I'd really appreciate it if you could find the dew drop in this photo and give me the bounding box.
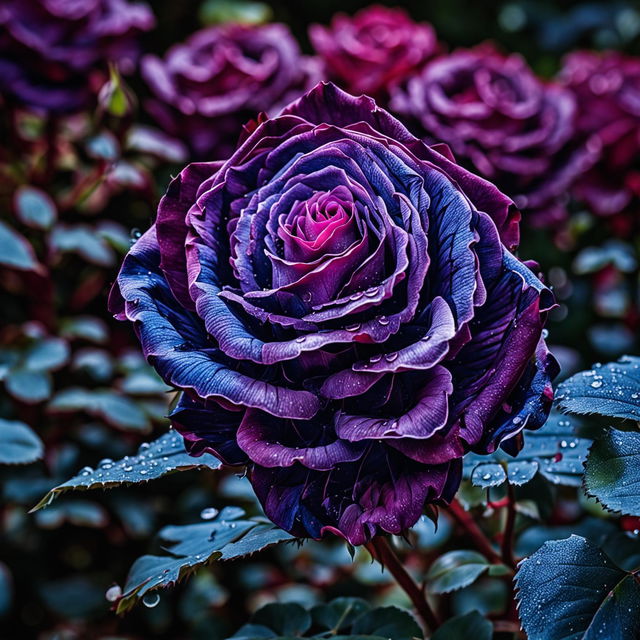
[345,323,361,332]
[142,592,160,608]
[200,507,219,521]
[377,316,389,326]
[591,380,603,388]
[385,352,398,362]
[105,584,122,602]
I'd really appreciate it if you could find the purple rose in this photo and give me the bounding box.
[110,83,557,545]
[309,5,439,102]
[0,0,154,113]
[391,45,597,227]
[560,51,640,217]
[141,23,321,160]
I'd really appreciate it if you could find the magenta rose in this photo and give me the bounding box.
[391,45,597,227]
[309,5,439,102]
[0,0,154,113]
[560,50,640,217]
[141,22,321,160]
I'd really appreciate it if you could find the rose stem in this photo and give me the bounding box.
[501,482,517,568]
[446,499,505,566]
[365,536,440,633]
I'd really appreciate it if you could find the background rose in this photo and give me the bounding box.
[391,44,597,227]
[560,51,640,218]
[141,22,321,160]
[309,4,439,102]
[110,83,557,545]
[0,0,154,113]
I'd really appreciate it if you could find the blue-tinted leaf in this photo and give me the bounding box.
[117,507,293,613]
[0,220,40,272]
[23,337,69,371]
[32,430,222,510]
[48,388,150,431]
[350,606,422,640]
[311,598,371,633]
[464,412,590,488]
[6,369,51,403]
[431,611,492,640]
[0,563,12,617]
[557,357,640,421]
[251,603,311,637]
[60,316,109,344]
[585,428,640,516]
[516,535,640,640]
[14,186,57,229]
[426,550,491,594]
[0,418,44,464]
[35,500,108,529]
[50,225,115,266]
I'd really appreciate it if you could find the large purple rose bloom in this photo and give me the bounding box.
[391,45,596,227]
[309,5,439,102]
[560,51,640,217]
[0,0,154,113]
[110,83,557,545]
[141,23,321,160]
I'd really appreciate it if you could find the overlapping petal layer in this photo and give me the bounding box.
[111,82,557,544]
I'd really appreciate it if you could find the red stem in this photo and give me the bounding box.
[501,483,517,568]
[447,499,504,566]
[365,536,440,634]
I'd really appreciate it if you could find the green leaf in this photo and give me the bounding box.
[48,388,150,431]
[251,603,311,637]
[350,606,422,640]
[431,611,492,640]
[14,185,57,229]
[556,356,640,421]
[32,430,222,510]
[0,418,44,465]
[464,411,590,488]
[0,220,40,272]
[515,535,640,640]
[199,0,272,25]
[426,550,492,594]
[116,507,293,613]
[585,428,640,516]
[311,598,371,633]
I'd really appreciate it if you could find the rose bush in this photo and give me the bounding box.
[309,5,439,102]
[391,44,596,227]
[110,82,557,545]
[141,23,320,159]
[560,50,640,217]
[0,0,154,113]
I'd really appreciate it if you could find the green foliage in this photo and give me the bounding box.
[516,535,640,640]
[32,430,222,510]
[0,418,44,465]
[426,550,509,594]
[463,411,591,488]
[430,611,492,640]
[117,507,294,613]
[230,598,422,639]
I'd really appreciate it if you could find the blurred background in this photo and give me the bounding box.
[0,1,639,638]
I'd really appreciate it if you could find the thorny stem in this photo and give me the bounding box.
[365,536,440,634]
[446,499,506,566]
[501,482,517,568]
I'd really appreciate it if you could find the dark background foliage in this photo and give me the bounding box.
[1,1,639,639]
